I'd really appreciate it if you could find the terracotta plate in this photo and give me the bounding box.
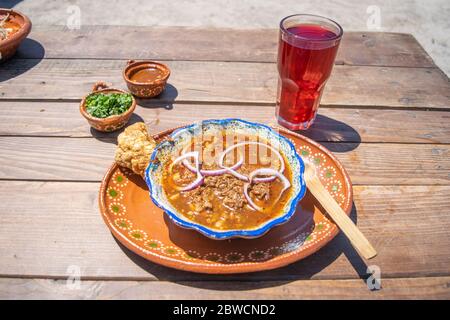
[99,126,353,274]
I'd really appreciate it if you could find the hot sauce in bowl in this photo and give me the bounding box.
[123,60,170,98]
[130,67,166,83]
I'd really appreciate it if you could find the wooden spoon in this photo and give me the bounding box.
[303,160,377,259]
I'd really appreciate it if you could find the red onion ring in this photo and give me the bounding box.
[219,142,285,183]
[244,168,291,212]
[181,143,244,176]
[171,151,204,191]
[171,141,289,197]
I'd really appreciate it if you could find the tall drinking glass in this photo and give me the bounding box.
[276,14,343,130]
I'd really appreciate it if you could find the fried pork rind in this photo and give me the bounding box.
[115,122,156,177]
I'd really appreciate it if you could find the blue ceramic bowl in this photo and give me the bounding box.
[144,119,306,240]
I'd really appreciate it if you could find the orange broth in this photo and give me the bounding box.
[161,133,293,230]
[0,21,21,41]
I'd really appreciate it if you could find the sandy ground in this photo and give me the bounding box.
[3,0,450,76]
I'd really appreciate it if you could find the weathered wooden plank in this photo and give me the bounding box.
[0,277,448,300]
[0,136,448,185]
[1,101,450,144]
[1,59,449,108]
[18,26,435,67]
[0,182,449,280]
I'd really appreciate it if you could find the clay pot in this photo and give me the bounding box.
[123,60,170,98]
[79,82,136,132]
[0,9,32,62]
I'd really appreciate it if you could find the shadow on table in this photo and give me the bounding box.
[136,83,178,110]
[89,113,148,143]
[2,1,24,9]
[115,201,372,290]
[0,38,45,82]
[298,113,361,152]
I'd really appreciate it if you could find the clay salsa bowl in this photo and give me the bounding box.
[145,119,307,240]
[123,60,170,98]
[79,81,136,132]
[0,9,32,62]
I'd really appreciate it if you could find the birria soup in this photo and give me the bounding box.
[161,132,292,230]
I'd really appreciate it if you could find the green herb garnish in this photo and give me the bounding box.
[85,93,133,118]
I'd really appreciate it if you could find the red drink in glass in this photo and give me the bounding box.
[276,14,343,130]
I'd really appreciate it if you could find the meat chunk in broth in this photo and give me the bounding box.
[162,133,292,231]
[249,182,271,201]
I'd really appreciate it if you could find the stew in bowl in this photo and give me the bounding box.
[145,119,306,239]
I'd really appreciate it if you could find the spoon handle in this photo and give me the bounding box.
[306,175,377,259]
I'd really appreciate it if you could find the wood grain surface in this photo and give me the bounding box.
[0,136,449,184]
[0,182,449,281]
[1,102,450,143]
[0,277,448,300]
[1,59,449,108]
[0,26,449,299]
[18,26,435,67]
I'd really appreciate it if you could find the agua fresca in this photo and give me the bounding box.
[276,22,341,130]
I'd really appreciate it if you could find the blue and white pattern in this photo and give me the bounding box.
[144,119,306,240]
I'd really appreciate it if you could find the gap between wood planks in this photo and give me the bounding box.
[0,178,447,187]
[11,56,440,70]
[1,273,450,283]
[0,98,449,112]
[1,277,448,299]
[1,135,449,146]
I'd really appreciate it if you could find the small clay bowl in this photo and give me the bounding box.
[79,81,136,132]
[123,60,170,98]
[0,9,32,62]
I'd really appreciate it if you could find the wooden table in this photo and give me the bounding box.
[0,26,449,299]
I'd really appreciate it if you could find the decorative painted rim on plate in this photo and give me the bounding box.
[98,124,353,274]
[144,119,307,239]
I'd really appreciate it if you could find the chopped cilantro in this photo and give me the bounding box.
[85,93,132,118]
